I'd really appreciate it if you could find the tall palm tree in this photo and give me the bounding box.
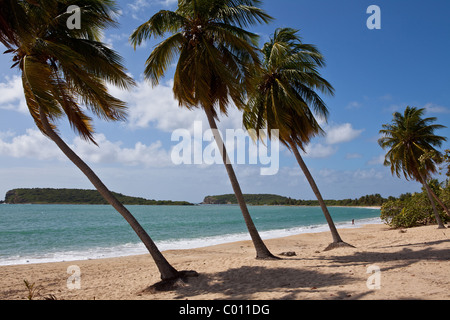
[379,106,447,229]
[130,0,278,259]
[243,28,353,250]
[6,0,186,282]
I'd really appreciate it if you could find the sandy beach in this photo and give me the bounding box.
[0,223,448,300]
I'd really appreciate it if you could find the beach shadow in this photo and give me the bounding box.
[377,239,450,250]
[314,242,450,272]
[167,265,356,300]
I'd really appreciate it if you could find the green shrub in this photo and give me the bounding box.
[380,199,403,226]
[381,191,449,228]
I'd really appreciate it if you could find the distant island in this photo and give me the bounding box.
[2,188,194,206]
[0,189,391,207]
[202,193,387,207]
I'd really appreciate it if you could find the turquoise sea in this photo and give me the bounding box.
[0,204,381,265]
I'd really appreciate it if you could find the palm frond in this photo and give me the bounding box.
[134,0,271,119]
[243,27,333,150]
[378,106,447,182]
[130,10,187,48]
[144,32,185,86]
[6,0,134,144]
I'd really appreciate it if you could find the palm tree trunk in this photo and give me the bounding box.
[289,141,354,250]
[420,174,446,229]
[429,188,450,217]
[39,107,182,280]
[204,107,277,259]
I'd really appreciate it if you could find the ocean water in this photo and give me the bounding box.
[0,204,381,266]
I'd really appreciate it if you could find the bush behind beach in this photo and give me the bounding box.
[381,183,449,228]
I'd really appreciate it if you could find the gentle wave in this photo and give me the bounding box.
[0,217,382,266]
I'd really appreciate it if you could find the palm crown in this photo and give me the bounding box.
[7,0,135,143]
[130,0,272,119]
[243,27,334,151]
[379,106,447,182]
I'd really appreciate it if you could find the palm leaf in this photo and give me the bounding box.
[378,106,447,182]
[243,27,333,150]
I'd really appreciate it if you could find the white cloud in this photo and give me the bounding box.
[0,129,62,160]
[318,167,385,184]
[0,129,173,168]
[353,168,384,180]
[102,32,130,49]
[127,0,177,20]
[0,75,28,113]
[72,134,172,168]
[111,80,200,131]
[302,143,337,158]
[345,101,362,109]
[325,123,364,145]
[109,79,244,133]
[368,154,385,165]
[128,0,151,12]
[159,0,177,6]
[423,102,450,114]
[385,102,450,114]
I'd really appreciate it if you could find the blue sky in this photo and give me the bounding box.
[0,0,449,203]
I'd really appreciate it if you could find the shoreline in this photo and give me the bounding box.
[1,223,448,300]
[0,216,383,267]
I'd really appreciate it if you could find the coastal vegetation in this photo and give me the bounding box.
[3,188,193,206]
[379,107,448,228]
[203,193,387,206]
[381,180,450,228]
[380,148,450,229]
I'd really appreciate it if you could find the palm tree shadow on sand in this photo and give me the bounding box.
[140,238,450,297]
[314,239,450,271]
[141,265,356,299]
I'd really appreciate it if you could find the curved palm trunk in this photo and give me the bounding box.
[204,107,277,259]
[419,174,446,229]
[429,189,450,218]
[289,141,354,250]
[39,107,182,280]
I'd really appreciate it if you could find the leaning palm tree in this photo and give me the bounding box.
[379,106,447,229]
[6,0,188,283]
[243,28,353,250]
[130,0,278,259]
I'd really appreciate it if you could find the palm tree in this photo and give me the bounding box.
[379,106,447,229]
[130,0,278,259]
[243,28,353,250]
[6,0,188,283]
